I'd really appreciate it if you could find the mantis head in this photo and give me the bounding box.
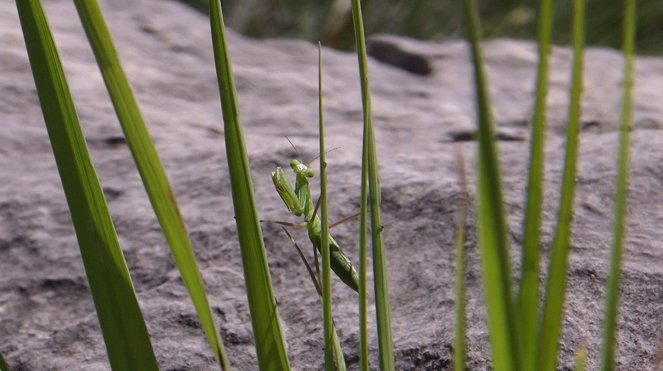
[290,159,314,178]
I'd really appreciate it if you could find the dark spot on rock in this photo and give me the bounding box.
[573,267,600,280]
[213,306,226,322]
[581,120,602,131]
[398,347,451,370]
[102,187,123,201]
[104,136,127,146]
[222,329,252,346]
[176,313,201,329]
[495,132,525,141]
[367,39,433,76]
[39,277,86,294]
[138,23,157,35]
[448,130,525,142]
[449,131,476,142]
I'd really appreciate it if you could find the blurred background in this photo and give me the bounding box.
[178,0,662,54]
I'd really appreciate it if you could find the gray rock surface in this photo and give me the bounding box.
[1,0,662,370]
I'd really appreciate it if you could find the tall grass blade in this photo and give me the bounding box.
[518,0,554,368]
[600,0,636,370]
[15,1,158,369]
[349,0,395,369]
[537,1,585,370]
[461,0,520,370]
[453,148,469,371]
[72,1,230,368]
[208,1,290,370]
[318,42,335,371]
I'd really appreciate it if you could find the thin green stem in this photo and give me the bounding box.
[453,148,469,371]
[537,1,585,370]
[600,0,636,370]
[350,0,395,369]
[318,42,335,371]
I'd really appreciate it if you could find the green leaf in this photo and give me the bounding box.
[208,1,290,370]
[15,1,158,369]
[72,1,230,368]
[461,0,521,370]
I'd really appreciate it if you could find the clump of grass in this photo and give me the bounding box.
[11,0,638,370]
[458,0,635,370]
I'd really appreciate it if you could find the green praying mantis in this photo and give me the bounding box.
[271,159,360,292]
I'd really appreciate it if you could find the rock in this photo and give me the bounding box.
[1,0,661,370]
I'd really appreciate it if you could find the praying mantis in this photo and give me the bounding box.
[271,159,360,292]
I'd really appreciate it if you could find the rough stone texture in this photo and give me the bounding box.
[1,0,662,370]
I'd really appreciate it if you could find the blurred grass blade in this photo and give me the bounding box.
[318,42,335,371]
[574,344,588,371]
[349,0,395,369]
[518,0,554,368]
[453,147,469,371]
[461,0,520,370]
[600,1,636,370]
[0,352,8,371]
[72,1,230,368]
[208,1,290,370]
[537,1,585,370]
[15,1,158,370]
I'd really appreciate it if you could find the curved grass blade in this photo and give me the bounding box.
[208,1,290,370]
[600,1,636,370]
[349,0,395,369]
[461,0,520,370]
[518,0,554,368]
[537,1,585,370]
[15,1,158,369]
[72,1,229,368]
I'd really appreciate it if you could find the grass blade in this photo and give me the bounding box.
[518,0,554,368]
[72,1,230,368]
[0,352,8,371]
[349,0,395,369]
[279,228,346,371]
[318,42,335,371]
[453,148,469,371]
[461,0,520,370]
[600,1,636,370]
[15,1,158,369]
[574,344,588,371]
[208,1,290,370]
[537,1,585,370]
